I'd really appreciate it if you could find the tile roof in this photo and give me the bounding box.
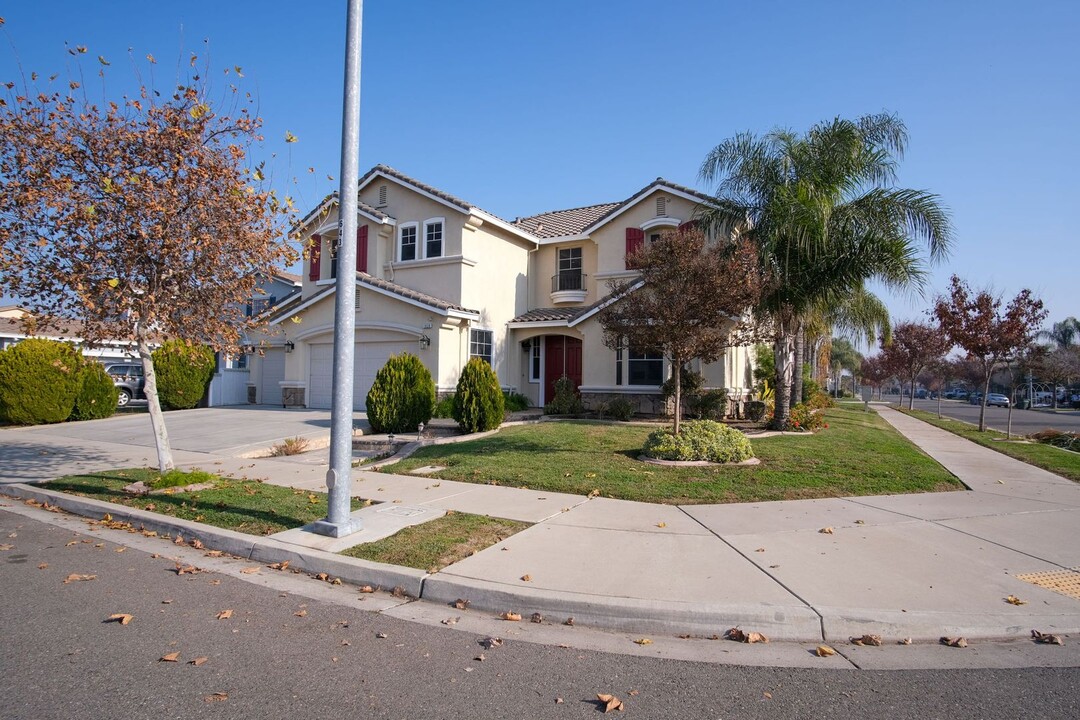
[509,307,587,324]
[583,177,717,232]
[357,272,478,315]
[271,270,303,285]
[362,164,472,212]
[512,203,622,239]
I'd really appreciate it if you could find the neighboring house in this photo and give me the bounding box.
[0,306,136,363]
[205,271,302,407]
[251,165,755,413]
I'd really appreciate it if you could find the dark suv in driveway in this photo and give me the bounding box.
[105,363,145,407]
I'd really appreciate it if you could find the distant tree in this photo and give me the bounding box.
[933,276,1048,431]
[1034,346,1080,409]
[829,338,863,397]
[598,228,760,434]
[1038,317,1080,349]
[0,54,295,471]
[879,322,950,409]
[859,354,891,400]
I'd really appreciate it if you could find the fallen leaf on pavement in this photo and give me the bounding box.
[174,535,185,545]
[204,550,223,557]
[474,653,485,662]
[1005,595,1027,606]
[531,612,543,624]
[656,522,666,528]
[854,519,865,525]
[725,627,768,643]
[596,693,625,713]
[588,489,600,498]
[634,638,652,645]
[452,598,470,609]
[268,561,290,571]
[63,573,96,584]
[375,632,387,639]
[481,637,503,649]
[501,612,522,621]
[106,613,133,625]
[819,527,834,534]
[850,634,882,646]
[204,692,228,703]
[114,547,126,553]
[391,586,407,598]
[240,567,260,575]
[315,572,329,581]
[755,547,765,552]
[358,585,375,594]
[174,564,202,575]
[940,636,968,648]
[816,645,836,657]
[898,637,913,645]
[520,574,532,582]
[216,610,233,620]
[564,617,575,626]
[65,541,78,547]
[189,657,208,666]
[160,652,181,662]
[293,610,307,617]
[1032,629,1065,646]
[191,539,204,550]
[37,563,48,570]
[0,543,13,551]
[441,617,458,626]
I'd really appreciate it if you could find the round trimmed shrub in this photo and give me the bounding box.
[642,420,754,463]
[452,357,505,433]
[0,338,83,424]
[70,359,119,421]
[365,352,436,433]
[151,340,215,410]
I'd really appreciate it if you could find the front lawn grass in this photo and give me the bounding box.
[897,408,1080,483]
[42,468,364,535]
[384,407,962,504]
[340,512,528,571]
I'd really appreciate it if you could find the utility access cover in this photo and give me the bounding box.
[1015,569,1080,601]
[375,505,429,518]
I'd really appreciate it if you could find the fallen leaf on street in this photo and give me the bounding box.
[216,610,233,620]
[656,522,666,528]
[174,535,185,545]
[240,567,260,575]
[725,627,768,643]
[634,638,652,645]
[850,634,882,646]
[481,637,503,649]
[441,617,458,626]
[816,645,836,657]
[174,564,202,575]
[1005,595,1027,606]
[941,636,968,648]
[474,653,485,662]
[204,692,228,703]
[63,573,96,584]
[501,612,522,621]
[520,574,532,582]
[358,585,375,594]
[106,613,133,625]
[0,543,13,551]
[37,563,48,570]
[189,657,208,666]
[819,527,834,534]
[191,539,204,550]
[160,652,181,662]
[588,489,600,498]
[293,610,307,617]
[375,632,387,639]
[531,612,543,624]
[1032,629,1065,646]
[596,693,625,713]
[854,520,865,525]
[65,541,78,547]
[898,637,913,645]
[268,561,290,571]
[452,598,470,610]
[564,617,575,626]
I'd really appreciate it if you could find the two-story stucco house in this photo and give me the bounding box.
[250,165,754,413]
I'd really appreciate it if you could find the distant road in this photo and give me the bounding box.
[886,396,1080,435]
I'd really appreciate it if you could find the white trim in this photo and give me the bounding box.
[568,279,644,327]
[422,217,445,259]
[386,254,477,271]
[528,338,541,383]
[360,170,471,217]
[582,184,714,235]
[296,320,426,342]
[468,327,495,365]
[535,233,590,245]
[269,280,479,324]
[398,221,419,262]
[550,290,587,304]
[594,270,638,281]
[506,319,570,329]
[640,217,680,231]
[295,195,395,235]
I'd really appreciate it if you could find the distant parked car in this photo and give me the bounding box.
[969,393,983,405]
[986,393,1010,408]
[105,362,145,407]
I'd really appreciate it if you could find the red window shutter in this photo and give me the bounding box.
[356,225,368,273]
[625,228,645,269]
[308,233,322,281]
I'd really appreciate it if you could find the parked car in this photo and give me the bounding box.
[969,393,983,405]
[986,393,1010,408]
[105,363,145,407]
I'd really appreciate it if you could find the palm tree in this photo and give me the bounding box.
[697,114,951,428]
[1039,317,1080,349]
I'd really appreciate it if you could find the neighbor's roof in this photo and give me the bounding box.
[512,203,622,239]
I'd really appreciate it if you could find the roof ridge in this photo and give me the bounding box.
[516,201,622,221]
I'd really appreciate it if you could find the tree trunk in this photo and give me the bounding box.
[978,376,991,432]
[791,321,804,410]
[908,378,915,410]
[937,390,942,418]
[672,360,682,436]
[1006,398,1014,439]
[136,324,174,473]
[771,330,795,429]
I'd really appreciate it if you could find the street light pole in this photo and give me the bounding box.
[312,0,363,538]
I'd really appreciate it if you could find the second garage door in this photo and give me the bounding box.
[307,341,415,410]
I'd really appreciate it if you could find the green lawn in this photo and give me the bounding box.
[42,468,363,535]
[897,408,1080,483]
[340,512,528,571]
[382,407,962,504]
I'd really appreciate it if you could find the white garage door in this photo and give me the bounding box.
[259,348,286,406]
[307,341,415,410]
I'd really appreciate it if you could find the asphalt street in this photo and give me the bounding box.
[3,507,1078,720]
[891,397,1080,436]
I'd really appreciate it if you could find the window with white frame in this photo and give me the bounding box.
[616,344,663,386]
[399,223,418,262]
[424,218,444,258]
[529,338,541,382]
[470,329,493,366]
[556,247,583,291]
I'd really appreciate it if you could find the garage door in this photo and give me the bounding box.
[259,348,286,406]
[307,341,415,410]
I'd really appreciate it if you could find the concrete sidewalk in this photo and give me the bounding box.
[2,405,1079,646]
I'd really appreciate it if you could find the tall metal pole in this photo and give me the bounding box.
[312,0,363,537]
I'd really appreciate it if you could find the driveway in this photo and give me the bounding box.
[2,406,347,456]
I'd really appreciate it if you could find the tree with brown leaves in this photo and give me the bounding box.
[879,322,950,409]
[597,228,760,434]
[0,55,295,470]
[932,275,1047,431]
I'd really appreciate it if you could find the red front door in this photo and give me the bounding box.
[545,336,583,403]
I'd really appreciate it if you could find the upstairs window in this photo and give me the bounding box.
[399,224,418,262]
[424,219,444,258]
[556,247,583,291]
[469,329,493,366]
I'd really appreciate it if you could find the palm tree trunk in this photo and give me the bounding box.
[771,328,795,429]
[791,321,804,409]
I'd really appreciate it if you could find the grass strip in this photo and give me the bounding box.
[42,468,364,536]
[383,407,962,504]
[896,407,1080,483]
[340,512,528,571]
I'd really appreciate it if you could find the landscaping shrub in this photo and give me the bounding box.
[789,403,826,432]
[805,390,834,411]
[503,390,531,412]
[152,340,215,410]
[70,359,119,421]
[687,389,728,420]
[0,338,84,424]
[642,420,754,463]
[802,377,821,403]
[543,374,583,415]
[433,394,455,418]
[745,400,767,423]
[365,353,436,433]
[1029,428,1080,452]
[452,358,505,432]
[606,395,636,421]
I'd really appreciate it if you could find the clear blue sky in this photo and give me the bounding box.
[2,0,1077,331]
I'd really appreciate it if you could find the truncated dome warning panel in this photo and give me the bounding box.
[1015,569,1080,601]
